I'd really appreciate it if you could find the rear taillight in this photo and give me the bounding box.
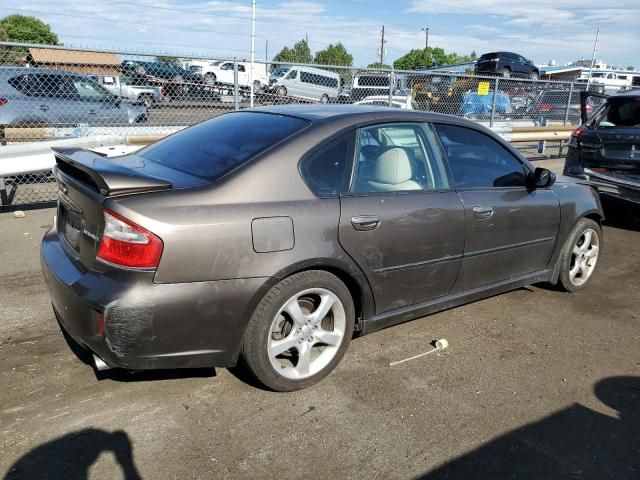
[96,209,163,268]
[537,103,552,111]
[571,125,588,139]
[0,98,8,106]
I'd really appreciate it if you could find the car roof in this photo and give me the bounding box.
[243,104,463,124]
[609,89,640,100]
[0,66,83,77]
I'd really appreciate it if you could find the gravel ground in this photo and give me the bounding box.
[1,196,639,479]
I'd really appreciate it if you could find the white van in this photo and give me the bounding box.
[269,66,340,103]
[187,60,268,90]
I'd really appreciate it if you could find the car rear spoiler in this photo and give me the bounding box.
[52,147,172,196]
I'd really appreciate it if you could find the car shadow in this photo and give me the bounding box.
[601,197,640,232]
[3,428,142,480]
[417,375,640,479]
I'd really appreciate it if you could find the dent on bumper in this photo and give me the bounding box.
[41,229,268,370]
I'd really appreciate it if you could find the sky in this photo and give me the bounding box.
[1,0,638,68]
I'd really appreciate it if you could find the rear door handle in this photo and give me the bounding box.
[472,206,494,220]
[39,105,49,111]
[351,215,381,231]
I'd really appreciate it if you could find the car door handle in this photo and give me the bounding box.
[472,206,494,220]
[88,110,97,115]
[351,215,381,231]
[39,105,49,111]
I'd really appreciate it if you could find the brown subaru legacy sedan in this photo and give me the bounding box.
[41,105,603,391]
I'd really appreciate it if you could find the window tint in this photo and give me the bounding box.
[434,123,527,189]
[9,74,76,98]
[237,64,246,72]
[299,71,339,88]
[139,112,308,181]
[300,133,354,196]
[285,70,298,80]
[352,124,449,193]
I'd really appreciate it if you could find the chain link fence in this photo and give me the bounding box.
[0,42,608,208]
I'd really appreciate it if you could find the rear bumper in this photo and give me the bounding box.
[563,159,640,207]
[41,227,267,370]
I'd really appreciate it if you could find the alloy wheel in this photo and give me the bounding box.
[569,228,600,286]
[267,288,346,380]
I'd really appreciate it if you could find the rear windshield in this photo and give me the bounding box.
[594,97,640,128]
[138,112,308,181]
[479,53,499,61]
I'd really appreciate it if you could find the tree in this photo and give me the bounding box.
[314,42,353,67]
[160,56,181,66]
[0,24,8,42]
[367,62,390,69]
[271,39,312,69]
[393,47,474,70]
[0,15,59,44]
[470,50,477,60]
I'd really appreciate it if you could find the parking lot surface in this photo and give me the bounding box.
[1,203,639,479]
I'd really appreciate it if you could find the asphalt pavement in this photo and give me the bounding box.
[1,196,639,479]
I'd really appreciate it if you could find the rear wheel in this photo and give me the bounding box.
[502,67,511,78]
[557,218,602,292]
[253,80,262,93]
[240,270,355,391]
[204,73,217,85]
[320,94,329,104]
[276,86,287,97]
[530,71,539,81]
[139,94,154,109]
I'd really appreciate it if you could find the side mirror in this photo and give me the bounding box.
[531,167,556,188]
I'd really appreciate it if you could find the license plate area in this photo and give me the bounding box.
[60,204,83,254]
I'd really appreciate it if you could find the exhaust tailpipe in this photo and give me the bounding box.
[93,354,110,371]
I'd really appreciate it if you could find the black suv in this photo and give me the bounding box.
[564,90,640,208]
[475,52,539,80]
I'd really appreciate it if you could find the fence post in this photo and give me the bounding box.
[563,82,574,126]
[388,67,395,107]
[490,77,499,127]
[233,59,239,111]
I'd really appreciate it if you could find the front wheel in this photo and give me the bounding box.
[502,67,511,78]
[320,94,329,104]
[557,218,602,292]
[530,71,539,81]
[240,270,355,391]
[276,86,287,97]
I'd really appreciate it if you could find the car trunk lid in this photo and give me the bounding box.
[52,147,174,270]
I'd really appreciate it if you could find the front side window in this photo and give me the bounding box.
[300,132,355,196]
[351,123,449,193]
[434,123,527,189]
[139,112,308,181]
[285,70,298,80]
[72,77,113,101]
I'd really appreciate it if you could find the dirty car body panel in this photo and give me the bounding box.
[40,105,603,371]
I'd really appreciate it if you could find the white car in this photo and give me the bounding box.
[187,60,268,90]
[354,95,416,110]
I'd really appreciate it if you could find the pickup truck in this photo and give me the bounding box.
[186,60,268,91]
[88,74,163,108]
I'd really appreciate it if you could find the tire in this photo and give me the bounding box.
[253,80,262,93]
[320,94,329,104]
[530,71,539,81]
[135,65,147,76]
[139,95,153,109]
[204,73,217,85]
[502,67,511,78]
[240,270,355,391]
[557,218,602,292]
[276,86,287,97]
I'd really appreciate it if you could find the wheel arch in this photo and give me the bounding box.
[248,258,375,335]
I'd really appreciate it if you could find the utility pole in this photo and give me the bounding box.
[265,39,268,61]
[379,25,386,66]
[422,26,429,67]
[586,28,599,90]
[249,0,256,107]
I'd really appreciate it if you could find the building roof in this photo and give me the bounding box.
[28,48,121,66]
[539,65,583,75]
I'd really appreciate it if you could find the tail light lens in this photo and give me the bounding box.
[537,103,552,111]
[569,124,588,147]
[97,209,163,268]
[0,98,8,106]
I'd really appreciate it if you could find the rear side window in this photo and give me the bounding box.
[300,132,355,196]
[434,124,527,189]
[139,112,308,181]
